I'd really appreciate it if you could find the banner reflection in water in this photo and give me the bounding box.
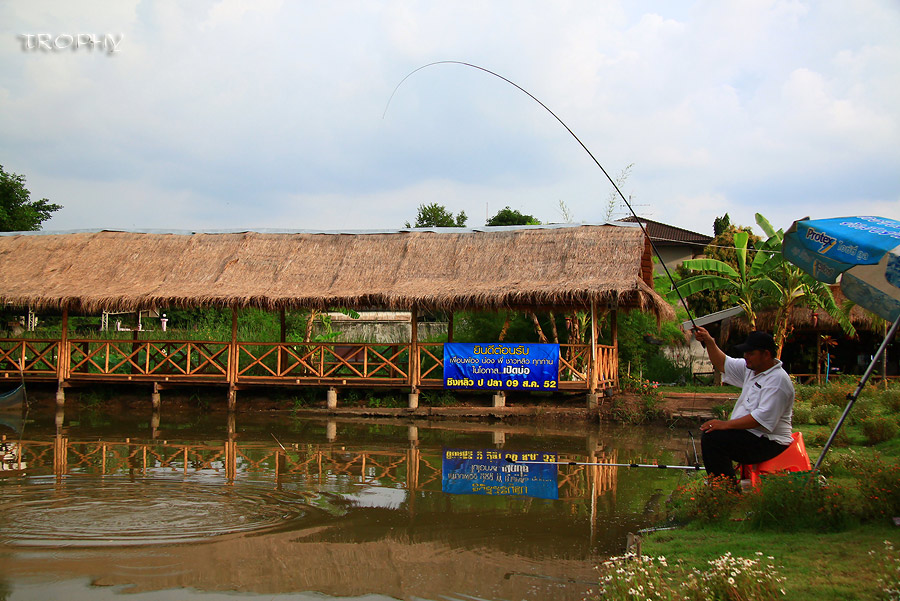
[442,449,559,499]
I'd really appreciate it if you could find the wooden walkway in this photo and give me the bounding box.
[0,337,618,404]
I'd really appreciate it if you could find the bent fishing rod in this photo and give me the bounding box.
[505,456,704,471]
[384,60,700,332]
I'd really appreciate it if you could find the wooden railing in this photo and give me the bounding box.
[67,339,230,381]
[0,339,60,380]
[0,337,618,392]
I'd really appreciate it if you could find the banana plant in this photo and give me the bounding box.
[668,228,778,329]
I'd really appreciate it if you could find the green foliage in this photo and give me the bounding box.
[616,309,688,382]
[367,393,403,408]
[808,380,854,407]
[453,310,553,343]
[404,202,467,228]
[809,427,850,448]
[860,416,899,445]
[0,165,62,231]
[669,477,744,523]
[854,455,900,519]
[674,224,761,318]
[880,389,900,413]
[713,213,731,236]
[672,229,775,328]
[792,403,812,425]
[711,399,736,420]
[754,213,855,353]
[846,397,878,425]
[485,206,540,226]
[811,404,842,425]
[420,389,456,406]
[746,472,855,532]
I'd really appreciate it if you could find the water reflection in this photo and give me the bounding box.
[0,406,696,600]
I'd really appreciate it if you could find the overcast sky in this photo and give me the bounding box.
[2,1,898,238]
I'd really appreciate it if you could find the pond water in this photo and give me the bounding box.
[0,406,701,600]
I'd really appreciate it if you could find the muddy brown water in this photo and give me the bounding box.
[0,404,701,600]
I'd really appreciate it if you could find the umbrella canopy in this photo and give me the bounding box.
[783,216,900,321]
[783,215,900,471]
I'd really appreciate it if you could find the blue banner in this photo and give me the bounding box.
[443,343,559,391]
[442,449,559,499]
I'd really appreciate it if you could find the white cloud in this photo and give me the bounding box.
[0,0,897,237]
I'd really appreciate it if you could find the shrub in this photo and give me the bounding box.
[879,388,900,413]
[855,455,900,520]
[811,404,842,425]
[746,472,855,532]
[794,385,820,404]
[607,396,645,425]
[792,403,811,425]
[860,415,899,445]
[808,427,851,448]
[711,400,735,420]
[668,477,743,523]
[810,380,854,408]
[846,396,877,425]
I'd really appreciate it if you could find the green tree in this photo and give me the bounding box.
[713,213,731,236]
[404,203,467,228]
[754,213,854,358]
[0,165,62,231]
[486,206,540,226]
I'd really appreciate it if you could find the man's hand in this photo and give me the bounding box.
[700,419,727,433]
[701,414,762,433]
[692,326,714,346]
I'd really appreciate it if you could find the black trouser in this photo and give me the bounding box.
[701,430,789,480]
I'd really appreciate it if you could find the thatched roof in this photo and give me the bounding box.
[0,224,674,318]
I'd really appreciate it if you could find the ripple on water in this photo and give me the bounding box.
[0,475,325,547]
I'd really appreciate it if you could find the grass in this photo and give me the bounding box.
[643,524,899,601]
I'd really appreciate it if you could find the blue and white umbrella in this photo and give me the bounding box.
[783,215,900,469]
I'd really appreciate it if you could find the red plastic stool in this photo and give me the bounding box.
[738,431,811,489]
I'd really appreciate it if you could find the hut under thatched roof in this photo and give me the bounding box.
[0,224,674,318]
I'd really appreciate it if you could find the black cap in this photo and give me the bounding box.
[733,331,777,355]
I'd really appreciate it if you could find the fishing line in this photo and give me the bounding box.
[505,456,703,471]
[384,60,700,330]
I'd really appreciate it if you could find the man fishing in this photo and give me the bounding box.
[691,327,794,483]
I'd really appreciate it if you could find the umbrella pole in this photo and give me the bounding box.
[814,317,900,471]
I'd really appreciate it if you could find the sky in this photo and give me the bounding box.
[1,0,898,238]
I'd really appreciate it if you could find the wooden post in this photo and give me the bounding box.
[56,308,69,406]
[590,299,599,393]
[610,296,619,389]
[409,307,420,390]
[279,308,286,375]
[448,311,454,343]
[227,308,238,411]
